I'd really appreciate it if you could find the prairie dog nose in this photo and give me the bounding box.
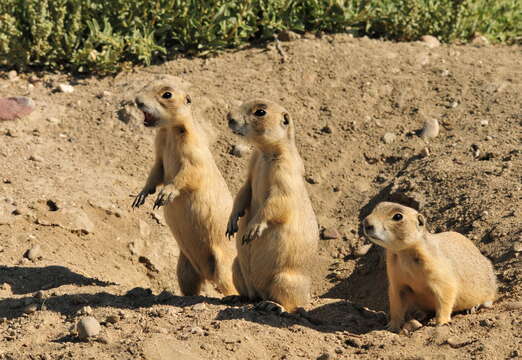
[363,219,375,235]
[227,112,239,129]
[135,96,145,110]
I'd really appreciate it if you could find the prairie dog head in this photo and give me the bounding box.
[227,99,295,148]
[363,202,426,251]
[135,76,192,128]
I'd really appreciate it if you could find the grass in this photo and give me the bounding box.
[0,0,520,74]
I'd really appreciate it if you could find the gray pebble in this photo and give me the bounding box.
[77,316,101,340]
[24,245,41,260]
[190,326,204,335]
[193,303,206,311]
[28,155,44,162]
[57,84,74,93]
[382,132,396,144]
[7,70,18,81]
[421,118,439,139]
[322,228,339,240]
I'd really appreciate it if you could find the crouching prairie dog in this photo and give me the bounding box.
[226,99,319,314]
[363,202,497,332]
[131,76,238,297]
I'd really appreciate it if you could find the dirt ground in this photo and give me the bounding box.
[0,34,521,360]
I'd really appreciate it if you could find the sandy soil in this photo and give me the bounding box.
[0,34,521,360]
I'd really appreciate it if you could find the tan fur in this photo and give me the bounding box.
[132,76,237,296]
[363,202,497,332]
[226,99,319,313]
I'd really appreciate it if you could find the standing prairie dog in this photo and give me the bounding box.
[131,76,237,297]
[363,202,497,332]
[226,99,319,314]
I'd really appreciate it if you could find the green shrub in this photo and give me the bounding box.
[0,0,520,74]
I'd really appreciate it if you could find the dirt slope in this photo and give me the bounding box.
[0,34,521,359]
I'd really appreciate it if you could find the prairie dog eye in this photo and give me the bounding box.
[162,92,172,99]
[254,109,266,117]
[392,213,403,221]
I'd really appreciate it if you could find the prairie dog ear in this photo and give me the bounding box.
[185,94,192,104]
[417,214,426,227]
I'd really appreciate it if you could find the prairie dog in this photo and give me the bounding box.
[363,202,497,332]
[226,99,319,313]
[131,76,237,296]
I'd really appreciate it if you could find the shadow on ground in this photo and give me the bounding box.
[0,265,115,295]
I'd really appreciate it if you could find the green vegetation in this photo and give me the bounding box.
[0,0,520,74]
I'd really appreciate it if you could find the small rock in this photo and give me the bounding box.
[278,30,300,42]
[57,84,74,93]
[355,244,372,257]
[505,301,522,311]
[420,35,440,48]
[420,118,439,139]
[193,303,206,311]
[446,336,468,348]
[471,34,489,47]
[28,155,43,162]
[0,97,35,121]
[23,303,37,314]
[28,75,40,84]
[78,306,93,315]
[230,144,250,158]
[480,119,489,126]
[383,132,396,144]
[34,291,44,299]
[47,117,61,124]
[322,228,339,240]
[97,91,112,98]
[76,317,101,340]
[24,245,41,260]
[7,70,18,81]
[403,319,423,333]
[345,337,363,348]
[190,326,204,335]
[450,101,459,108]
[513,242,522,253]
[441,69,450,77]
